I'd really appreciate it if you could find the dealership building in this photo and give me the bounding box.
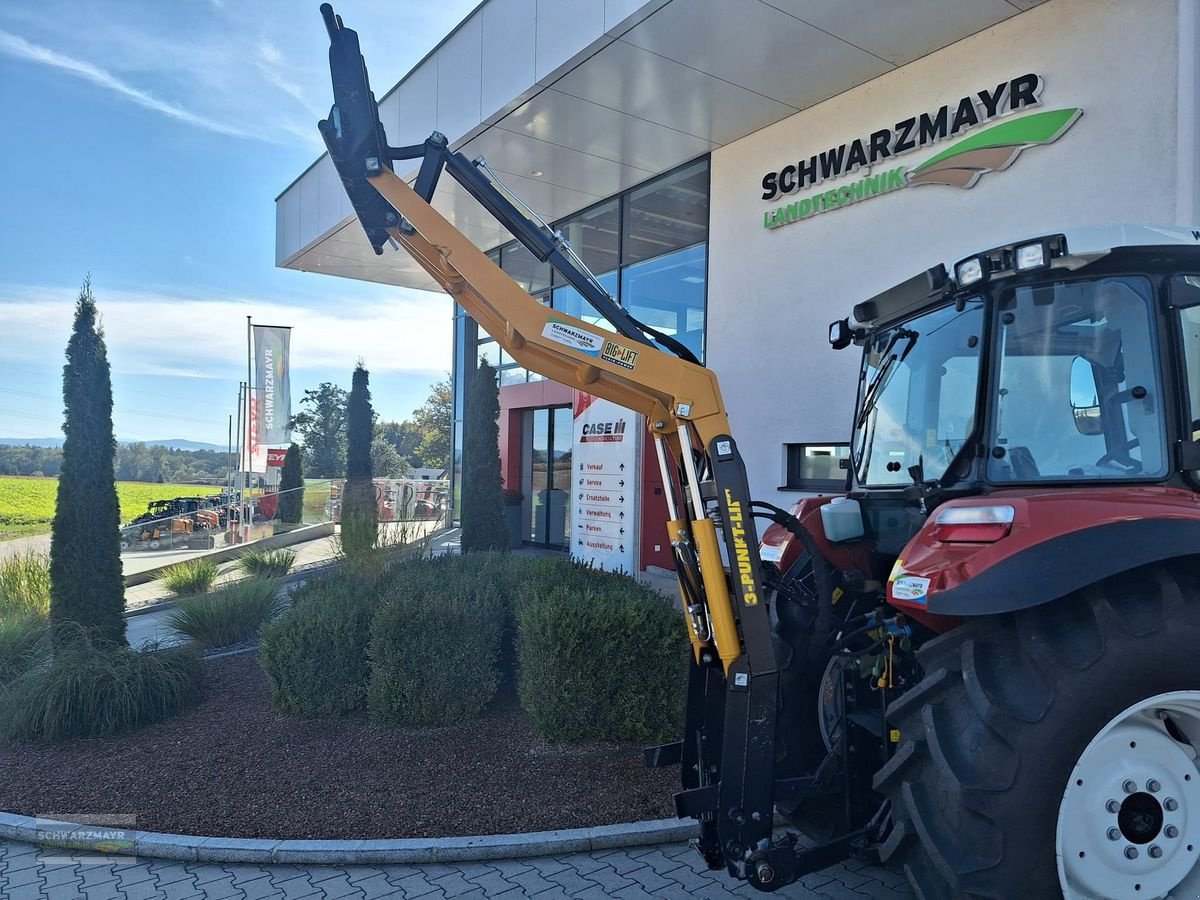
[277,0,1200,572]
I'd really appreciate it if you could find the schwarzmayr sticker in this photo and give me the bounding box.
[542,317,603,356]
[760,73,1082,230]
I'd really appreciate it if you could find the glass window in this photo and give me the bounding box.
[623,159,708,265]
[1173,276,1200,441]
[621,244,707,361]
[478,338,501,369]
[854,300,984,487]
[501,243,551,293]
[556,200,619,278]
[499,366,529,386]
[784,444,849,491]
[553,271,619,332]
[988,276,1166,481]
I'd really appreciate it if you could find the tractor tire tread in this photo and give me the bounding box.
[879,560,1200,898]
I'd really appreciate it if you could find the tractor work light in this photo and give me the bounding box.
[955,256,986,287]
[931,504,1015,543]
[1014,240,1050,271]
[829,319,853,350]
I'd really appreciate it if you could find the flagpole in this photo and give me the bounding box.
[246,315,253,491]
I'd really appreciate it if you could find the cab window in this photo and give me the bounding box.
[988,276,1166,481]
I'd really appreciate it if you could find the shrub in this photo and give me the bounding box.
[236,547,296,579]
[50,280,126,647]
[0,616,49,689]
[461,360,507,552]
[259,570,373,717]
[515,565,686,743]
[0,552,51,621]
[367,554,507,726]
[276,444,304,524]
[158,557,220,596]
[0,627,201,741]
[165,579,285,648]
[341,364,378,557]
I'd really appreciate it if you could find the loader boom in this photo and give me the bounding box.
[317,5,877,888]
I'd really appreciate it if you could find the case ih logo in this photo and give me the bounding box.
[580,419,627,443]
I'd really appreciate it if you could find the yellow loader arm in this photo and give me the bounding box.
[317,4,875,889]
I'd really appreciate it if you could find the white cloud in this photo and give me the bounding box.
[0,29,257,141]
[0,284,452,381]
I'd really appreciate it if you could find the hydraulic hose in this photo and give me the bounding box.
[751,501,836,665]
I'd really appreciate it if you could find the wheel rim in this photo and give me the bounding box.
[1057,691,1200,899]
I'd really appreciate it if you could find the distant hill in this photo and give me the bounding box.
[0,437,224,452]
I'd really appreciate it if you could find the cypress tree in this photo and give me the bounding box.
[340,363,377,556]
[50,278,126,646]
[276,443,304,525]
[461,359,507,552]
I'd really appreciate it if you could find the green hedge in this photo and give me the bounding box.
[257,552,688,743]
[259,570,373,717]
[515,563,686,743]
[367,554,507,727]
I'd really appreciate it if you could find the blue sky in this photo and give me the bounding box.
[0,0,478,445]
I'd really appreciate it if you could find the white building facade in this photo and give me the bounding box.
[278,0,1200,569]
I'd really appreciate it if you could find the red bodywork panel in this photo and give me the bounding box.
[760,487,1200,635]
[888,487,1200,624]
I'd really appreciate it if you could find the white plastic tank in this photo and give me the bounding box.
[820,497,864,543]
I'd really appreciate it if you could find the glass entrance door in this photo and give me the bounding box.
[520,406,572,549]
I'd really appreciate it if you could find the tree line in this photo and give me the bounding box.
[289,377,451,479]
[0,443,231,483]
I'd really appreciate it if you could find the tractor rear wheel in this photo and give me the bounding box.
[874,560,1200,899]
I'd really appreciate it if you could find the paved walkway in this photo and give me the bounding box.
[0,837,911,899]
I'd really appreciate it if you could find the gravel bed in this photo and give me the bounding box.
[0,653,676,839]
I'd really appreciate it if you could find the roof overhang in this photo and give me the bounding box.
[276,0,1048,291]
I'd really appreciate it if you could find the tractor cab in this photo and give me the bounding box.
[816,227,1200,589]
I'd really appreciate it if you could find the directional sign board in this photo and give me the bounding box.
[571,392,639,573]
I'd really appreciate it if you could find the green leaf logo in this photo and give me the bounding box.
[908,107,1082,188]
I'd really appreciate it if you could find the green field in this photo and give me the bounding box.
[0,476,221,539]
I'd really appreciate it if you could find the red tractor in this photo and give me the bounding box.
[760,228,1200,897]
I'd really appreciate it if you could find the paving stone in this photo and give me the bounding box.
[117,866,161,892]
[388,870,439,897]
[591,851,646,876]
[547,854,605,877]
[545,868,599,895]
[122,879,172,900]
[429,871,476,897]
[582,864,635,893]
[488,859,534,880]
[445,863,496,880]
[82,880,127,900]
[160,880,208,900]
[6,881,55,900]
[309,872,367,898]
[461,869,516,895]
[239,875,287,900]
[621,864,676,893]
[0,836,910,899]
[496,867,556,895]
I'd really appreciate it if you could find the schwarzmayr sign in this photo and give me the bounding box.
[761,73,1081,230]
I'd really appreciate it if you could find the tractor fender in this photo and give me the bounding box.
[890,487,1200,617]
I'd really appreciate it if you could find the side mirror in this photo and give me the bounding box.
[1070,356,1103,436]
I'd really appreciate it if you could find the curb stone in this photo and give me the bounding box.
[0,812,697,865]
